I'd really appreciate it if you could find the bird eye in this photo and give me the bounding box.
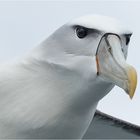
[76,27,88,39]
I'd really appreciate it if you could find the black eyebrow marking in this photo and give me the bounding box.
[73,25,101,34]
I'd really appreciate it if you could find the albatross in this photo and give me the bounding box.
[0,15,137,138]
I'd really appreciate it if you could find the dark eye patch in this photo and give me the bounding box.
[73,25,101,39]
[125,34,132,45]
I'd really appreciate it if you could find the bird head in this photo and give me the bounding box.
[37,15,137,99]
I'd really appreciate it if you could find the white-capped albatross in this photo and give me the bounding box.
[0,15,137,138]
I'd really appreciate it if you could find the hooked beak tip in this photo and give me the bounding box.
[126,66,137,99]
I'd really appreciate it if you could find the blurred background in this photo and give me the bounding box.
[0,0,139,125]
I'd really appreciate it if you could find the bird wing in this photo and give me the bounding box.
[83,110,140,139]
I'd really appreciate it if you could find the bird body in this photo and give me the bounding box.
[0,15,137,138]
[0,51,113,138]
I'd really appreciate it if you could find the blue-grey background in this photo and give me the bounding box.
[0,1,139,125]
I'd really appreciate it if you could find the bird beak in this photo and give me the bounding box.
[96,34,137,99]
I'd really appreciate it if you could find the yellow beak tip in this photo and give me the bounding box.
[127,66,137,100]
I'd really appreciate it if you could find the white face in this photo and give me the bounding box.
[49,15,137,99]
[50,24,101,57]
